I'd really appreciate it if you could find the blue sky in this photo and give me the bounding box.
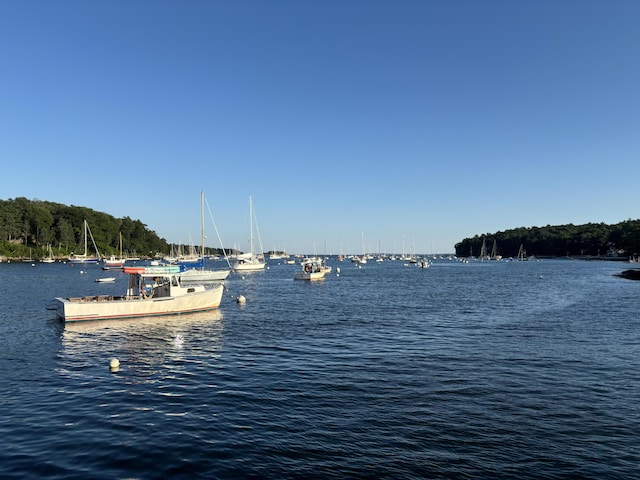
[1,1,639,254]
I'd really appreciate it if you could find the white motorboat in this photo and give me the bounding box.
[293,258,331,281]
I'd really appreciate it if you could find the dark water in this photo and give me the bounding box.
[1,258,638,479]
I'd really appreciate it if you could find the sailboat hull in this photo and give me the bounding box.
[233,260,265,271]
[69,257,100,264]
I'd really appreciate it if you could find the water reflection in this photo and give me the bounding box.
[59,310,224,378]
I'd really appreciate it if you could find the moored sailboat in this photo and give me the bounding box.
[103,232,126,269]
[233,196,265,272]
[179,191,231,283]
[69,220,101,264]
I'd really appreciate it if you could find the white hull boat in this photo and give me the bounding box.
[233,196,265,272]
[180,267,230,282]
[54,265,224,322]
[293,258,331,281]
[180,191,232,283]
[233,253,265,271]
[69,219,102,264]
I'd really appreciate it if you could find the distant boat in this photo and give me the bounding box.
[69,220,101,264]
[22,247,34,263]
[179,267,230,283]
[41,244,55,263]
[294,257,331,281]
[517,244,528,261]
[95,277,116,283]
[103,232,126,270]
[103,256,125,269]
[233,196,266,272]
[54,265,224,322]
[180,191,231,283]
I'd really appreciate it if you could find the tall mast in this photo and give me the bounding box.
[249,195,254,255]
[201,190,205,263]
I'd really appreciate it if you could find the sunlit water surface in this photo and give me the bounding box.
[1,258,639,479]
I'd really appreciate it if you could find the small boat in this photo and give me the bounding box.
[180,191,231,283]
[95,277,116,283]
[293,257,332,281]
[233,196,266,271]
[180,266,230,283]
[103,256,126,269]
[103,232,127,269]
[54,265,224,322]
[68,220,102,264]
[41,244,56,263]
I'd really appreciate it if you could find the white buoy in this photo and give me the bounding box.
[109,358,120,372]
[237,295,246,304]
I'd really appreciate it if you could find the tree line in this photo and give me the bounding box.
[0,197,170,259]
[454,220,640,259]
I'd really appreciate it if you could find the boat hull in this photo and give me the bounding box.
[68,258,100,264]
[233,261,265,271]
[180,269,230,282]
[293,271,326,281]
[55,285,224,322]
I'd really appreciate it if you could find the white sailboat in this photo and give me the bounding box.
[180,191,231,283]
[233,196,265,271]
[69,220,101,264]
[41,244,55,263]
[517,244,527,261]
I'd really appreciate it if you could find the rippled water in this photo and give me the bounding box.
[1,258,639,479]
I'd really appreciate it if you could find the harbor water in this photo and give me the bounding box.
[1,258,639,479]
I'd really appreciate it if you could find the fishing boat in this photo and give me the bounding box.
[54,265,224,322]
[68,220,101,264]
[233,196,265,271]
[293,257,332,281]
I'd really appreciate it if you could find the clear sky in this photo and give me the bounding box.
[1,1,639,255]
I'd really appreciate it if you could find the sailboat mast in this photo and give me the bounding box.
[249,195,254,255]
[84,220,88,256]
[201,190,206,266]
